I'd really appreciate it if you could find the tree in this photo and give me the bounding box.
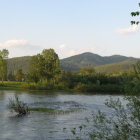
[8,71,15,81]
[29,49,61,83]
[0,49,9,81]
[15,69,24,81]
[0,49,9,59]
[134,61,140,79]
[41,49,61,81]
[131,3,140,25]
[29,54,43,83]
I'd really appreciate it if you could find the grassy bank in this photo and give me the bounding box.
[0,81,123,93]
[0,81,73,92]
[0,81,26,90]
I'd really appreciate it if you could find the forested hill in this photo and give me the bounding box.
[7,56,31,74]
[7,52,139,74]
[60,52,138,71]
[95,60,137,73]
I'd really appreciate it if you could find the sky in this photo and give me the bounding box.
[0,0,140,59]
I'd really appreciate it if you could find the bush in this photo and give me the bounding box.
[8,95,29,116]
[67,62,140,140]
[67,97,140,140]
[88,97,140,140]
[74,83,89,92]
[74,83,122,93]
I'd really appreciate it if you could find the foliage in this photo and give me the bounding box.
[0,49,9,81]
[131,3,140,25]
[6,52,138,74]
[29,49,61,83]
[0,48,139,93]
[7,72,15,81]
[0,56,7,81]
[8,95,29,115]
[86,97,140,140]
[0,49,9,59]
[68,96,140,139]
[59,71,77,88]
[7,56,31,74]
[123,61,140,95]
[74,83,122,93]
[0,69,125,92]
[66,62,140,140]
[79,66,96,76]
[133,61,140,79]
[15,69,24,81]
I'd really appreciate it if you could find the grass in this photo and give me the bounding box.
[0,81,27,90]
[29,107,56,112]
[0,81,123,93]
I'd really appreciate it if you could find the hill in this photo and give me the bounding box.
[6,52,139,74]
[95,60,137,73]
[60,52,138,71]
[7,56,31,74]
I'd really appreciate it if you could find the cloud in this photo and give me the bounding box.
[57,44,97,57]
[0,39,43,58]
[67,47,97,57]
[0,40,28,48]
[68,49,85,56]
[56,43,99,58]
[58,44,66,50]
[116,25,139,34]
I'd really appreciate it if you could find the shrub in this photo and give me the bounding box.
[74,83,88,92]
[8,95,29,116]
[67,62,140,140]
[67,97,140,140]
[74,83,122,93]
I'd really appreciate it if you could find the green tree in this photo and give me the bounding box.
[8,71,15,81]
[0,49,9,81]
[29,54,43,83]
[134,61,140,79]
[29,49,61,83]
[15,69,24,81]
[41,49,61,81]
[131,3,140,25]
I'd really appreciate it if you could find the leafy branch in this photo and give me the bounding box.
[131,3,140,25]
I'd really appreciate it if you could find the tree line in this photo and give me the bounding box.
[0,48,138,93]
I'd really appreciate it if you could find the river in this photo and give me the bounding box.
[0,90,124,140]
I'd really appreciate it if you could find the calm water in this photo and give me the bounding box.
[0,90,124,140]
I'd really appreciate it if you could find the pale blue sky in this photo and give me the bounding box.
[0,0,139,58]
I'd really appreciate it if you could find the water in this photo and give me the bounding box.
[0,90,124,140]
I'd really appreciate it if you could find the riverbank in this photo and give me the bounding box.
[0,81,123,94]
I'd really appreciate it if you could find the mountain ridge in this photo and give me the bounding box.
[60,52,138,71]
[7,52,139,74]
